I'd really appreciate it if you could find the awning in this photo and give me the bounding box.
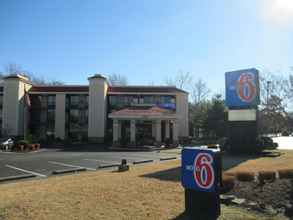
[108,106,178,120]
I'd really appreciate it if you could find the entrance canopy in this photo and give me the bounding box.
[109,106,179,145]
[108,106,177,120]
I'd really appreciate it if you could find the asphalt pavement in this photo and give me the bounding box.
[0,147,181,183]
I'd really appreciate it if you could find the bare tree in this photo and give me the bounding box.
[164,70,193,90]
[108,73,128,86]
[288,71,293,102]
[2,63,64,85]
[191,79,210,104]
[5,63,22,75]
[259,71,289,108]
[164,77,176,87]
[258,71,292,134]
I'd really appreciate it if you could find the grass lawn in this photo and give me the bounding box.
[0,158,289,220]
[225,150,293,173]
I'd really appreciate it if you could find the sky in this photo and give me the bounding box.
[0,0,293,94]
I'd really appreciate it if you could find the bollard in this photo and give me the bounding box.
[181,147,222,220]
[118,159,129,172]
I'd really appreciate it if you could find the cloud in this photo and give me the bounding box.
[260,0,293,27]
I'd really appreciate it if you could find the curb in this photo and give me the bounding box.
[0,174,35,182]
[52,168,86,175]
[160,157,177,161]
[133,159,154,165]
[98,164,120,169]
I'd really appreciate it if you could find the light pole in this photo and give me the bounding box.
[267,81,271,106]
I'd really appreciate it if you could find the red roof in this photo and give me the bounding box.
[108,86,187,94]
[109,106,175,117]
[28,85,187,94]
[29,86,89,92]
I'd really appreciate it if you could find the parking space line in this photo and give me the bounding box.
[83,159,120,164]
[120,154,159,159]
[5,164,47,178]
[48,161,96,171]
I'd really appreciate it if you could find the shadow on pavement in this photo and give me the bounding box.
[221,153,257,171]
[142,167,181,182]
[141,152,261,182]
[42,143,165,153]
[42,143,109,152]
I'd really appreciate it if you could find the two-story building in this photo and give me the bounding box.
[0,74,189,146]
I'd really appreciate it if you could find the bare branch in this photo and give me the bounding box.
[108,73,128,86]
[191,79,210,104]
[164,70,193,90]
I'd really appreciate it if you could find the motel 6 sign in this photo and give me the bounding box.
[225,68,260,108]
[181,147,220,193]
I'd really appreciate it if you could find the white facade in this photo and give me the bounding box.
[88,75,108,142]
[2,75,32,136]
[0,74,189,144]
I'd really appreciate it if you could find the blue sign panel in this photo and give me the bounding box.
[181,147,218,193]
[157,103,176,110]
[225,68,260,108]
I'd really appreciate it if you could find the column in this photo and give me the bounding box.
[55,93,66,139]
[155,119,162,143]
[113,119,119,143]
[152,121,156,138]
[2,75,32,136]
[130,119,136,144]
[165,120,170,139]
[118,121,122,139]
[173,120,179,143]
[88,74,108,143]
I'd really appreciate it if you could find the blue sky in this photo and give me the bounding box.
[0,0,293,94]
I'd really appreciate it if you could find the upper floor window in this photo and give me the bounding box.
[47,96,56,109]
[0,95,3,108]
[108,95,176,110]
[66,95,88,109]
[30,95,56,109]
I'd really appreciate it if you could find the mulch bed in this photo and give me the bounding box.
[226,179,293,216]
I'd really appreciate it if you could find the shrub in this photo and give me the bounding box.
[220,175,236,194]
[179,136,191,145]
[25,134,33,143]
[223,172,236,177]
[258,171,276,183]
[17,139,29,146]
[35,143,41,150]
[235,171,255,182]
[278,169,293,179]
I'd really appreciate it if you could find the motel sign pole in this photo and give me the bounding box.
[225,68,260,154]
[181,147,222,220]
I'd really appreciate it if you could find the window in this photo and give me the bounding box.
[70,96,79,108]
[0,95,3,107]
[47,96,56,109]
[0,94,2,136]
[65,94,89,140]
[132,97,138,104]
[29,94,56,139]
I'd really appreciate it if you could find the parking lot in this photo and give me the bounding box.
[0,147,181,183]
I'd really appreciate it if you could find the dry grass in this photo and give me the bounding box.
[235,171,255,182]
[278,169,293,179]
[226,150,293,173]
[0,160,287,220]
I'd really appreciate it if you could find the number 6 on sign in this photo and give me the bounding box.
[194,153,214,189]
[181,147,220,193]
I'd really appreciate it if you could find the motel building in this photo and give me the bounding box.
[0,74,189,147]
